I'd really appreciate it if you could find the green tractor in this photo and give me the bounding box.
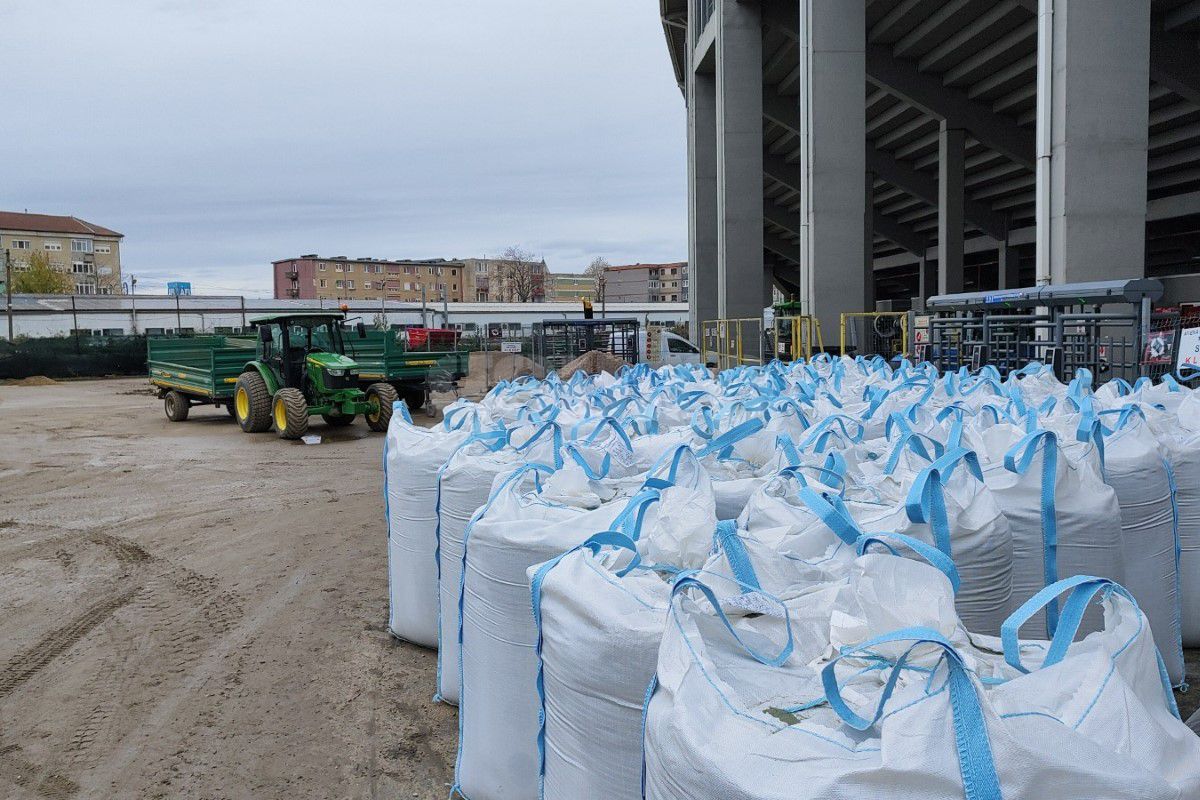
[232,312,397,439]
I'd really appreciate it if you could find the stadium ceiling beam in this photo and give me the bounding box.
[763,229,801,265]
[762,87,1007,242]
[1010,1,1200,112]
[759,0,1036,170]
[764,191,927,259]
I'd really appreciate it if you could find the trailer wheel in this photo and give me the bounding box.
[365,383,399,432]
[225,403,237,419]
[164,391,190,422]
[234,372,272,433]
[402,385,426,411]
[322,413,355,427]
[273,388,310,440]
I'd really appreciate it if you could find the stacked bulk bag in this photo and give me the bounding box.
[436,421,564,704]
[384,401,493,647]
[1152,389,1200,647]
[454,467,711,800]
[1088,406,1184,685]
[644,564,1200,799]
[979,427,1123,637]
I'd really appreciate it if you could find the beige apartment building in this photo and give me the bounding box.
[602,262,688,303]
[0,211,124,294]
[272,255,466,302]
[462,257,548,302]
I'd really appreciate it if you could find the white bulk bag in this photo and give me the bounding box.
[982,429,1123,637]
[645,570,1200,800]
[1094,408,1183,685]
[384,401,491,647]
[435,422,563,704]
[453,480,674,800]
[1156,392,1200,646]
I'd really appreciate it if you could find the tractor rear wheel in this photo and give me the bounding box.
[164,391,190,422]
[234,372,272,433]
[322,413,355,427]
[365,383,399,432]
[273,388,310,440]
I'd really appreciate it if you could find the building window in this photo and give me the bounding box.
[345,264,354,273]
[98,286,113,296]
[318,263,327,271]
[346,280,355,289]
[75,282,96,294]
[72,261,95,274]
[363,281,372,290]
[95,244,112,254]
[335,280,344,288]
[335,264,344,272]
[11,239,30,250]
[451,269,457,276]
[44,241,62,251]
[404,266,414,275]
[319,279,327,288]
[71,239,93,253]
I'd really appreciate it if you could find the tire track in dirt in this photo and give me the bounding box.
[0,589,141,701]
[0,745,80,799]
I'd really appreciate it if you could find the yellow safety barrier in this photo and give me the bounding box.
[702,318,763,371]
[839,312,909,358]
[771,315,824,361]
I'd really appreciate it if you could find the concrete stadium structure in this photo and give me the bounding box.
[659,0,1200,342]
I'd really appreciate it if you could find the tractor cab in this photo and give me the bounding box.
[252,313,360,395]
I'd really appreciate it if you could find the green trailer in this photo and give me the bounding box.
[147,335,256,418]
[345,329,469,412]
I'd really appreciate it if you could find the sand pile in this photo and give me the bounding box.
[455,351,545,397]
[557,350,628,378]
[9,375,59,386]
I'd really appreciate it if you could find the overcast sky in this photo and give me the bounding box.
[1,1,687,296]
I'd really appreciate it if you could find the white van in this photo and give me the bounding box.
[639,328,703,367]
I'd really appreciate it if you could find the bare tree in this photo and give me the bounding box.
[497,245,544,303]
[585,256,610,305]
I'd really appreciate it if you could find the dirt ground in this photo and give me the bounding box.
[0,378,456,799]
[0,379,1197,800]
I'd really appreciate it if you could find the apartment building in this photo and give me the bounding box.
[546,272,595,303]
[0,211,123,294]
[462,257,548,302]
[272,255,466,302]
[602,262,688,303]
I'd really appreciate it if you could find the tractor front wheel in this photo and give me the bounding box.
[234,372,273,433]
[322,413,355,427]
[365,383,399,432]
[164,390,190,422]
[273,388,310,440]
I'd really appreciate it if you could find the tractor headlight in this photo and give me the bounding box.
[327,368,346,377]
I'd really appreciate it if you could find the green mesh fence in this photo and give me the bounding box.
[0,336,149,379]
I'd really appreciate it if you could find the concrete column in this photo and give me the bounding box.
[1040,0,1150,284]
[864,169,876,310]
[919,253,937,301]
[799,0,867,345]
[998,239,1020,289]
[938,122,965,295]
[715,0,764,352]
[687,52,718,340]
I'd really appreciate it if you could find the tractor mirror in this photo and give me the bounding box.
[356,322,367,339]
[258,326,272,343]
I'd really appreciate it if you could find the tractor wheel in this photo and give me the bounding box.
[402,385,427,412]
[164,391,190,422]
[365,383,399,432]
[234,372,272,433]
[273,388,310,440]
[322,413,355,427]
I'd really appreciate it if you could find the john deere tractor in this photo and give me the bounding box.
[231,312,397,439]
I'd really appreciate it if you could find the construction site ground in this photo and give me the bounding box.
[0,377,1196,799]
[0,378,455,799]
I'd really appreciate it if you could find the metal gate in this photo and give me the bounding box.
[771,315,824,361]
[839,312,907,359]
[702,318,763,371]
